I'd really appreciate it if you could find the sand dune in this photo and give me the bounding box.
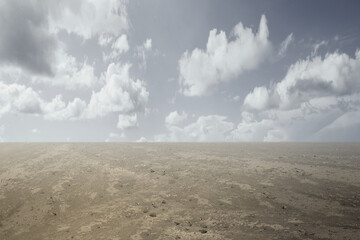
[0,143,359,239]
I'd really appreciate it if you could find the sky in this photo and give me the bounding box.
[0,0,360,142]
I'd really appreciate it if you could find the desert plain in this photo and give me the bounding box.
[0,143,359,240]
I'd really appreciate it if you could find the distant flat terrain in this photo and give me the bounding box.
[0,143,359,240]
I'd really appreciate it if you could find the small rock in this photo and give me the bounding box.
[149,213,157,217]
[150,169,155,173]
[282,205,287,209]
[174,222,180,225]
[199,229,207,234]
[162,200,166,204]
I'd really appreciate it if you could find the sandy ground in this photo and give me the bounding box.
[0,143,359,240]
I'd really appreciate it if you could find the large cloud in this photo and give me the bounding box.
[0,82,43,116]
[0,81,86,120]
[244,50,360,111]
[0,62,149,126]
[0,0,128,78]
[240,50,360,141]
[86,63,149,119]
[178,15,271,96]
[229,112,286,142]
[155,115,234,142]
[44,96,87,120]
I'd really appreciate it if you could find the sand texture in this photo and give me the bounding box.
[0,143,359,239]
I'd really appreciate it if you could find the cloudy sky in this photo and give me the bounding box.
[0,0,360,142]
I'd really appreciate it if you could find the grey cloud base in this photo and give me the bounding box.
[0,0,56,75]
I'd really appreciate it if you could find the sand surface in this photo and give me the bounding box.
[0,143,359,240]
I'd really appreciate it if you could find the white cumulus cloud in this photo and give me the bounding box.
[117,113,138,130]
[229,112,286,142]
[155,115,234,142]
[0,82,43,117]
[86,62,149,118]
[243,86,271,110]
[44,96,87,120]
[179,15,272,96]
[0,61,149,129]
[0,82,87,120]
[244,50,360,111]
[241,49,360,141]
[165,111,188,126]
